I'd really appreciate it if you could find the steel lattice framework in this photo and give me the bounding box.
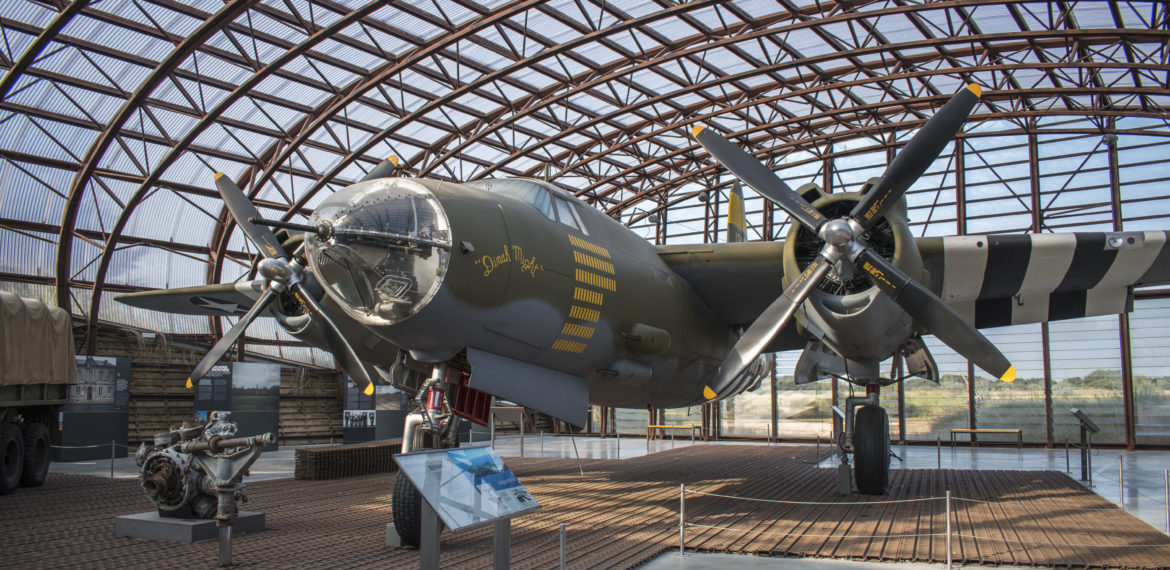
[0,0,1167,366]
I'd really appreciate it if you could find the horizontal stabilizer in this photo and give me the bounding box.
[115,282,265,316]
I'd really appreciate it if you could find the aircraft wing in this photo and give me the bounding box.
[114,282,266,317]
[919,230,1170,328]
[657,241,806,352]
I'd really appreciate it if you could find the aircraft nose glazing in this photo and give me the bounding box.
[305,178,453,327]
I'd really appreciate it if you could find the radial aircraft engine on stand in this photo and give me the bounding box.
[135,412,273,520]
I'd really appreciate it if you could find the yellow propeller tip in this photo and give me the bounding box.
[213,172,225,180]
[702,385,716,400]
[185,378,193,389]
[363,382,375,396]
[388,155,399,167]
[966,84,983,98]
[1000,366,1016,383]
[691,125,706,137]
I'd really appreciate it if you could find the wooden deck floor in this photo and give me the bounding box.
[3,444,1168,568]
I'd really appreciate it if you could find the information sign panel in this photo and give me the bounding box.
[394,446,538,533]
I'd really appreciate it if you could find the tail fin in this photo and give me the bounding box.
[726,180,745,243]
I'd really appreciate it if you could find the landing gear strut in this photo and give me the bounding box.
[392,364,460,547]
[843,383,890,495]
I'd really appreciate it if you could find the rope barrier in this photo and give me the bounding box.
[49,442,132,450]
[683,522,948,540]
[678,483,1170,559]
[685,488,941,505]
[953,532,1170,549]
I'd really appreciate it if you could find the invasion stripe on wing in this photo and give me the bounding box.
[939,231,1170,327]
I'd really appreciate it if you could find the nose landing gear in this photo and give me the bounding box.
[841,383,891,495]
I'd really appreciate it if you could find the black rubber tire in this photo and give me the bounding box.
[20,422,50,487]
[853,404,890,495]
[0,423,24,495]
[392,472,422,547]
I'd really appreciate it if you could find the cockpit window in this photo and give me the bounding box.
[467,179,554,221]
[554,196,582,232]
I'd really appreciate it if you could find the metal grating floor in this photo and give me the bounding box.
[3,445,1168,568]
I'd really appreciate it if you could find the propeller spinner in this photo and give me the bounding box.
[693,84,1014,400]
[186,174,377,395]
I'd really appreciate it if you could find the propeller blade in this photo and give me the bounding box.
[854,248,1015,382]
[214,172,286,259]
[187,287,279,388]
[691,125,826,232]
[360,155,399,182]
[849,85,982,229]
[704,256,834,399]
[289,281,375,395]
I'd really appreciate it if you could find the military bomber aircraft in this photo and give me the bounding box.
[117,85,1170,544]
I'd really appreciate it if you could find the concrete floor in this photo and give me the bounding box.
[50,434,1170,568]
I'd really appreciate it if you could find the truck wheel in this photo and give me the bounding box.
[1,423,23,495]
[21,422,50,487]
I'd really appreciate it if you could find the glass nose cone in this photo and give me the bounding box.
[306,178,451,326]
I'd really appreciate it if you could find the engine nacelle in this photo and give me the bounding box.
[782,183,924,380]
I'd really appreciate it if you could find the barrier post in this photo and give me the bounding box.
[1164,469,1168,534]
[937,438,941,470]
[520,414,525,457]
[678,483,685,555]
[110,440,116,479]
[1119,455,1125,506]
[945,490,952,570]
[616,431,621,459]
[559,522,567,570]
[1065,439,1070,474]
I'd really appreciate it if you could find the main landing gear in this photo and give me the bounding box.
[391,363,463,547]
[841,383,891,495]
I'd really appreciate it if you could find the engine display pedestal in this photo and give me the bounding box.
[113,511,265,543]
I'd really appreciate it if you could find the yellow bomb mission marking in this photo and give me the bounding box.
[476,245,545,278]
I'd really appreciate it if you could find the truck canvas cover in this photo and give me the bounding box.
[0,291,77,386]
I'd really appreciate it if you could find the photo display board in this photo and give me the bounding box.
[394,446,539,533]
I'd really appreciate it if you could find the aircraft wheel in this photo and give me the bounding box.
[392,472,422,547]
[853,404,890,495]
[1,423,24,495]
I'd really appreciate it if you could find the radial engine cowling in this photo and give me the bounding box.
[782,185,924,376]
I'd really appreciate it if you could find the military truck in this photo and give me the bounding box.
[0,290,77,494]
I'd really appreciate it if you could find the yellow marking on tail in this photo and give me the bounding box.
[703,386,716,400]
